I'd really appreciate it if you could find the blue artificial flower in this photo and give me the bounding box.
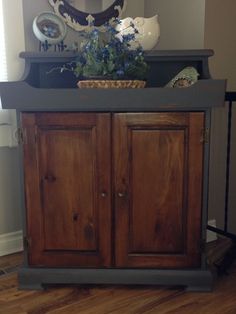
[116,69,125,77]
[65,20,148,80]
[124,61,130,69]
[122,33,136,43]
[102,48,109,58]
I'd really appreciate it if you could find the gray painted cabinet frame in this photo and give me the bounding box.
[0,50,226,291]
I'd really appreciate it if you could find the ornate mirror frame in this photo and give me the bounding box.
[48,0,127,31]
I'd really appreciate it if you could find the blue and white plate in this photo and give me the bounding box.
[33,12,67,44]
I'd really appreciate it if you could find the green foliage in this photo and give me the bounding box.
[67,22,149,81]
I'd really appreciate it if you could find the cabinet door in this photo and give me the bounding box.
[22,113,111,267]
[114,112,204,268]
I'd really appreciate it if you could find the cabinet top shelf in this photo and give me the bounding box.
[0,79,226,112]
[0,49,226,112]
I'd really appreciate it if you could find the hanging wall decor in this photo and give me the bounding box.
[48,0,127,32]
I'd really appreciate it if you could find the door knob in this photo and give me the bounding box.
[101,192,107,198]
[118,192,125,198]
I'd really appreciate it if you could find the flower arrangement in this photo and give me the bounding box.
[62,21,149,81]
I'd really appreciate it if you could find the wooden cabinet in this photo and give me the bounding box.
[0,50,226,290]
[22,111,204,269]
[22,113,111,267]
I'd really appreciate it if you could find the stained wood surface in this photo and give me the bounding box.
[41,129,97,251]
[22,113,111,268]
[0,252,236,314]
[130,128,185,254]
[22,112,204,269]
[114,112,204,268]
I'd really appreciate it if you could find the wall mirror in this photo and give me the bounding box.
[48,0,127,31]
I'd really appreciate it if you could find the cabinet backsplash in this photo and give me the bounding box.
[19,50,213,89]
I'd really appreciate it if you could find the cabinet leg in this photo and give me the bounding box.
[18,283,45,291]
[18,268,46,290]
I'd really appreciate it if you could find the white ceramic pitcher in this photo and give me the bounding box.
[116,15,160,50]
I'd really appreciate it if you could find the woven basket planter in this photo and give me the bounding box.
[77,80,146,89]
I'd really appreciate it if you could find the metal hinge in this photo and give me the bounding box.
[200,128,210,144]
[23,236,31,249]
[15,127,26,145]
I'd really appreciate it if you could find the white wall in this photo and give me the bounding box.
[0,149,22,234]
[103,0,144,17]
[205,0,236,233]
[23,0,206,51]
[0,0,25,239]
[2,0,25,81]
[22,0,145,51]
[204,0,236,91]
[105,0,205,50]
[124,0,144,18]
[145,0,205,49]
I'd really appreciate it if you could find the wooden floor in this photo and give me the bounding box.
[0,245,236,314]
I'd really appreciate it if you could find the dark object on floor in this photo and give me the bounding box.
[214,242,236,276]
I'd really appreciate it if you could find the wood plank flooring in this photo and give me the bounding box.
[0,245,236,314]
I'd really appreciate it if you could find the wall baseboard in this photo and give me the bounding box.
[0,230,23,256]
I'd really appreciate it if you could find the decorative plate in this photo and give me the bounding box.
[33,12,67,44]
[48,0,127,32]
[166,67,199,88]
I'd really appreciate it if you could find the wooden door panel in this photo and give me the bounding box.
[131,129,186,254]
[22,113,111,268]
[39,128,97,251]
[114,112,204,268]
